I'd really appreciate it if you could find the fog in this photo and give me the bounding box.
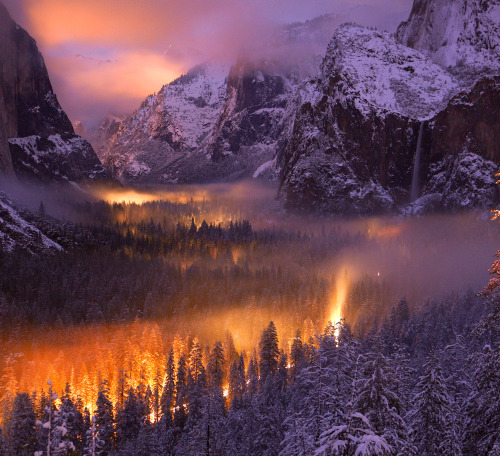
[1,179,498,413]
[3,0,413,125]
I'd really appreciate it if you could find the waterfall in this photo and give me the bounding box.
[410,122,424,202]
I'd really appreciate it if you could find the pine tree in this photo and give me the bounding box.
[189,338,204,383]
[94,381,114,456]
[228,355,246,408]
[410,353,461,456]
[289,329,305,381]
[259,322,280,384]
[160,349,176,426]
[173,354,188,432]
[316,356,391,456]
[51,384,77,455]
[464,344,500,455]
[206,341,227,455]
[9,393,36,456]
[116,388,141,446]
[355,352,411,455]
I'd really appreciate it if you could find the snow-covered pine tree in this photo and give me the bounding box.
[316,356,391,456]
[116,388,141,446]
[410,353,461,456]
[9,393,36,456]
[94,381,114,456]
[173,354,188,433]
[289,329,305,381]
[160,348,176,426]
[355,352,411,455]
[228,354,245,408]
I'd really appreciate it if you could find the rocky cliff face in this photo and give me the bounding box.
[97,14,345,185]
[0,2,109,183]
[280,0,500,215]
[98,64,229,183]
[279,25,461,214]
[405,76,500,214]
[396,0,500,71]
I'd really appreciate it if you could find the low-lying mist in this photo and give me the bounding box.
[0,179,498,416]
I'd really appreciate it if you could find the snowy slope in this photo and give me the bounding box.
[99,63,229,183]
[9,134,109,183]
[320,25,460,120]
[98,14,346,185]
[0,192,63,254]
[396,0,500,71]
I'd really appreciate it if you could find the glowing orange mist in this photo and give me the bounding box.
[328,269,351,337]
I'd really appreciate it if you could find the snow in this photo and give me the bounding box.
[322,25,460,120]
[0,193,63,253]
[100,62,229,181]
[253,160,275,178]
[397,0,500,71]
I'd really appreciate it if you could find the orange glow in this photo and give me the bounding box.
[25,1,183,47]
[50,52,183,102]
[366,221,404,240]
[328,269,350,328]
[0,303,327,425]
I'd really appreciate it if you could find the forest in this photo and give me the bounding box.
[0,183,499,456]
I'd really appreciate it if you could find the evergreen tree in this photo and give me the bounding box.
[116,388,141,446]
[410,353,461,456]
[228,355,246,408]
[173,354,188,432]
[94,381,114,456]
[160,349,176,426]
[259,322,280,384]
[9,393,36,456]
[289,329,305,381]
[464,344,500,455]
[355,352,411,455]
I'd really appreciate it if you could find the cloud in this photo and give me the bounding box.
[2,0,412,125]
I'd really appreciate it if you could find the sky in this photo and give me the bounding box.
[4,0,412,127]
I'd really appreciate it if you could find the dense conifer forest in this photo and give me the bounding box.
[0,191,499,455]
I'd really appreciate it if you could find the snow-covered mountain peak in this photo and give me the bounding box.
[396,0,500,71]
[321,24,459,119]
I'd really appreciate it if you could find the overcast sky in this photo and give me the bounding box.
[3,0,412,126]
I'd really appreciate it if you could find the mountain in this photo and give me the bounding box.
[98,63,229,183]
[396,0,500,71]
[0,2,110,184]
[0,192,63,254]
[279,0,500,214]
[278,25,461,214]
[95,14,346,184]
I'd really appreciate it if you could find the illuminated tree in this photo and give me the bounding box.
[259,322,279,384]
[173,355,188,432]
[0,357,17,433]
[94,381,114,456]
[289,329,305,380]
[160,349,176,426]
[189,338,204,383]
[228,355,246,408]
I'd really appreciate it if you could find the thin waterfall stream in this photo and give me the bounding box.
[410,122,424,202]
